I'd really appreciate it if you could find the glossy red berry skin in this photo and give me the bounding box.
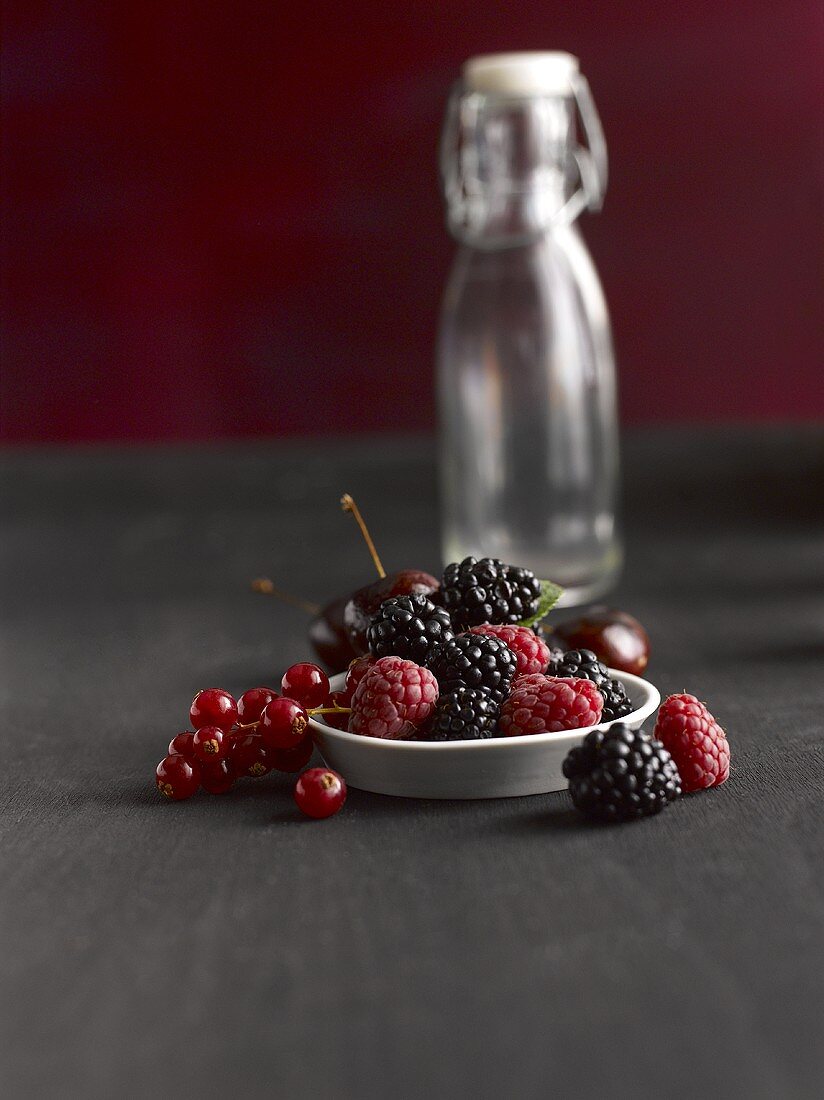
[322,690,351,731]
[294,768,347,819]
[228,732,271,777]
[200,758,235,795]
[269,737,315,773]
[156,754,200,800]
[308,595,358,673]
[260,697,309,749]
[168,731,196,759]
[191,725,226,762]
[281,663,330,709]
[237,687,278,725]
[344,655,376,696]
[553,608,650,676]
[189,688,238,732]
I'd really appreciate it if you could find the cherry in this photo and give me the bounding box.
[308,596,358,672]
[344,655,376,697]
[237,687,278,725]
[553,607,650,676]
[294,767,347,819]
[321,690,352,731]
[343,570,439,655]
[189,688,238,732]
[191,725,225,762]
[228,732,271,777]
[281,663,329,709]
[200,758,235,795]
[168,731,196,759]
[259,697,309,750]
[156,754,200,800]
[269,737,315,773]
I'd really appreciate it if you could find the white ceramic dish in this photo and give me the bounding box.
[309,669,660,800]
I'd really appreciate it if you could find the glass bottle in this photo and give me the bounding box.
[437,52,622,606]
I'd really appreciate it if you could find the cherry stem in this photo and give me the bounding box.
[250,578,321,616]
[340,493,386,579]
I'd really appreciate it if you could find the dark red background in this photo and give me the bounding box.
[2,1,822,443]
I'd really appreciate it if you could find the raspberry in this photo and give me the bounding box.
[547,648,632,723]
[349,656,438,740]
[563,724,682,822]
[469,624,550,677]
[653,694,730,793]
[425,687,501,741]
[440,557,541,628]
[427,633,517,705]
[367,594,454,664]
[499,674,603,735]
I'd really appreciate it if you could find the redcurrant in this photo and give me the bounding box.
[200,758,235,795]
[237,687,278,725]
[156,754,200,800]
[228,732,271,778]
[294,768,347,819]
[322,690,351,731]
[190,688,238,732]
[168,731,196,758]
[344,655,376,697]
[259,697,309,750]
[281,663,329,709]
[269,737,315,773]
[192,725,225,762]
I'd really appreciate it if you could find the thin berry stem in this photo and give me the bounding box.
[340,494,386,578]
[251,578,321,616]
[308,705,352,716]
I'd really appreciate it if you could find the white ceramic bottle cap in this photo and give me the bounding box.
[463,51,579,96]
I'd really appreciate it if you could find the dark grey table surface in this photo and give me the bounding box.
[2,426,824,1099]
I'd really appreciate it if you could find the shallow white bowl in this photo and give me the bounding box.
[309,669,660,800]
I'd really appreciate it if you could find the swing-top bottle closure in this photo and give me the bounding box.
[440,51,608,245]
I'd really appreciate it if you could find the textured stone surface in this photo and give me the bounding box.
[2,427,823,1098]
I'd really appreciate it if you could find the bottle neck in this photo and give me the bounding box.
[441,82,606,248]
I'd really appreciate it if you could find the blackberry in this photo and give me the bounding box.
[440,557,542,629]
[427,633,517,705]
[426,687,501,741]
[547,648,633,723]
[367,594,454,664]
[562,723,682,822]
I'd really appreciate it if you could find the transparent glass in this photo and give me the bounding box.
[437,83,622,605]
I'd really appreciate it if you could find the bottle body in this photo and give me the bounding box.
[437,225,621,604]
[437,53,621,604]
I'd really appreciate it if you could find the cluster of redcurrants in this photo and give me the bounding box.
[154,662,349,818]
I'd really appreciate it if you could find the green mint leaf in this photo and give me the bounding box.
[518,579,564,628]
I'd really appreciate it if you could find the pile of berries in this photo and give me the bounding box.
[159,490,730,827]
[325,554,731,823]
[340,554,635,747]
[154,665,348,818]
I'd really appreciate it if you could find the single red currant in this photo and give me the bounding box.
[200,758,235,795]
[190,688,238,732]
[344,655,376,696]
[228,732,271,778]
[156,754,200,800]
[321,690,351,731]
[237,687,278,725]
[192,725,225,762]
[259,696,309,750]
[269,737,315,773]
[168,731,196,758]
[294,768,347,819]
[281,663,330,709]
